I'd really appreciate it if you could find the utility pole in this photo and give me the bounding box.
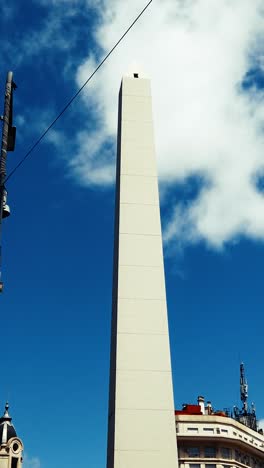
[0,71,17,292]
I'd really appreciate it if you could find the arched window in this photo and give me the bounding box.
[11,458,18,468]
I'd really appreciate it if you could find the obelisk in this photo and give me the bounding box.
[107,74,178,468]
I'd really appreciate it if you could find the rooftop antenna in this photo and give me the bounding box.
[233,362,257,431]
[240,362,248,414]
[0,71,17,292]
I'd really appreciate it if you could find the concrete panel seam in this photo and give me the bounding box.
[115,450,161,453]
[120,202,158,206]
[115,369,171,372]
[118,296,167,304]
[119,232,161,237]
[118,264,163,268]
[117,331,168,336]
[115,408,175,412]
[118,296,166,300]
[120,173,157,178]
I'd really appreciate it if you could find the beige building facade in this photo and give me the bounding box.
[176,400,264,468]
[106,74,178,468]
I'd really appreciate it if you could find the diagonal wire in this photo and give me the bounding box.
[5,0,153,183]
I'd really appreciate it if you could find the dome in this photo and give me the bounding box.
[0,403,17,445]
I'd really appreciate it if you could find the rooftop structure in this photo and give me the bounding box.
[175,398,264,468]
[0,402,23,467]
[175,365,264,468]
[233,363,257,432]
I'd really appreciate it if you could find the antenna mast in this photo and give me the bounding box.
[233,362,257,431]
[240,362,248,414]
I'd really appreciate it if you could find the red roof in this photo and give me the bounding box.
[175,404,203,415]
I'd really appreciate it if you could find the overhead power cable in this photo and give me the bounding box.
[5,0,153,183]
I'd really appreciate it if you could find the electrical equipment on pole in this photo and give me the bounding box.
[0,72,17,292]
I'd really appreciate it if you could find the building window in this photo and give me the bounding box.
[242,455,250,466]
[205,465,216,468]
[204,447,216,458]
[190,464,201,468]
[188,427,199,433]
[203,428,214,433]
[221,429,228,433]
[11,459,18,468]
[187,447,200,457]
[221,447,231,459]
[12,443,19,452]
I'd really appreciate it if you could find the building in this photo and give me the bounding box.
[106,74,178,468]
[0,403,23,468]
[176,399,264,468]
[175,366,264,468]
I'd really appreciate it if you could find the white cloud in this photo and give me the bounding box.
[70,0,264,248]
[3,0,91,67]
[68,130,115,185]
[23,453,41,468]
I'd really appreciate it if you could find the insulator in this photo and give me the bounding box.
[2,190,10,218]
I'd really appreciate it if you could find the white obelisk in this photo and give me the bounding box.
[107,74,178,468]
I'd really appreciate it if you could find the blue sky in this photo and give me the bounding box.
[0,1,264,467]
